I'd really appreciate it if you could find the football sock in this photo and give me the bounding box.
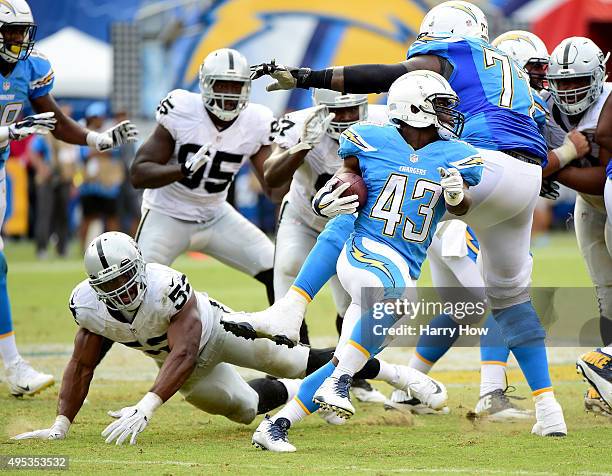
[0,252,18,368]
[249,378,289,415]
[414,313,459,366]
[479,363,507,396]
[408,353,433,374]
[292,361,336,416]
[272,398,308,426]
[479,314,510,395]
[293,215,354,299]
[254,268,274,305]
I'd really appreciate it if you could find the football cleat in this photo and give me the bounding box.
[474,387,534,421]
[351,379,386,403]
[384,389,450,415]
[252,416,296,452]
[221,294,306,347]
[576,348,612,410]
[584,387,612,417]
[317,408,347,425]
[531,392,567,437]
[6,358,54,397]
[394,365,448,411]
[313,375,355,419]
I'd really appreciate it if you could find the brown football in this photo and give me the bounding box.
[333,172,367,210]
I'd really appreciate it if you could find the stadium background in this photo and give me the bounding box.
[4,0,611,243]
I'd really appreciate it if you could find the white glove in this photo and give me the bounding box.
[181,143,211,179]
[86,120,139,152]
[438,167,464,206]
[102,392,162,446]
[288,106,334,154]
[551,129,590,168]
[312,178,359,218]
[12,415,70,441]
[0,112,57,143]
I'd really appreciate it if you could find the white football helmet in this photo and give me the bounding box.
[84,232,147,312]
[492,30,549,89]
[387,70,464,140]
[547,37,609,116]
[312,89,368,140]
[0,0,36,63]
[419,1,488,42]
[199,48,251,121]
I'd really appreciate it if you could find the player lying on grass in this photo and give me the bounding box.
[12,232,443,445]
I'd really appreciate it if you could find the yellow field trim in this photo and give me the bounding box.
[294,397,312,415]
[0,330,15,339]
[348,339,370,358]
[290,285,312,303]
[532,386,554,397]
[481,361,507,366]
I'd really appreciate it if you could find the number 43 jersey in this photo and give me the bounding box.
[339,123,483,280]
[69,263,215,364]
[143,89,275,222]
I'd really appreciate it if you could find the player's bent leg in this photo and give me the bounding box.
[224,214,354,346]
[136,209,190,265]
[180,362,259,425]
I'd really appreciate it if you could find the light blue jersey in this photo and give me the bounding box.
[0,50,54,167]
[532,91,548,138]
[408,35,547,162]
[338,122,483,280]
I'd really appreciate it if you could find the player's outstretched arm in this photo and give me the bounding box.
[252,56,443,94]
[556,164,607,195]
[12,328,110,441]
[31,94,138,150]
[131,124,187,189]
[102,295,201,446]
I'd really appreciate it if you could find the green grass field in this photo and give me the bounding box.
[1,234,611,475]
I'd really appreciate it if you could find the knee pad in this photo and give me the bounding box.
[493,302,545,348]
[185,388,257,425]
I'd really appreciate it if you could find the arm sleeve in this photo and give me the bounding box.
[343,63,410,94]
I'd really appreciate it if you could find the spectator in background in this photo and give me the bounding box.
[78,102,123,250]
[29,104,78,259]
[113,108,141,235]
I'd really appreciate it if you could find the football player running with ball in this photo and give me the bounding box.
[251,71,480,452]
[0,0,137,397]
[131,48,277,304]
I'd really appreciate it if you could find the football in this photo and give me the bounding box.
[333,172,367,210]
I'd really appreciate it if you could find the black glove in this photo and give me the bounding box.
[539,179,560,200]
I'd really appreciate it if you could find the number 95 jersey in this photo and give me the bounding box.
[142,89,275,222]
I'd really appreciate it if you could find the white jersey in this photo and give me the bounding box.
[69,263,215,364]
[142,89,275,222]
[543,83,612,211]
[275,104,388,232]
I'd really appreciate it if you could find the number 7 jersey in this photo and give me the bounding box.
[339,123,483,280]
[143,89,275,222]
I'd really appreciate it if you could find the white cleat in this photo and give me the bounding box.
[583,387,612,417]
[352,379,387,403]
[252,416,296,452]
[531,393,567,437]
[394,366,448,411]
[384,389,450,415]
[576,348,612,410]
[221,294,306,347]
[6,358,54,397]
[313,375,355,420]
[474,388,534,421]
[317,408,347,425]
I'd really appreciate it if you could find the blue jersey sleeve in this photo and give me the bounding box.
[27,51,54,99]
[338,124,378,159]
[447,141,484,186]
[407,36,458,70]
[532,92,548,135]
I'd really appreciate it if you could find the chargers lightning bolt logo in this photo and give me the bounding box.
[350,242,396,287]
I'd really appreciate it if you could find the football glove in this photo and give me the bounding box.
[438,167,464,206]
[12,415,70,441]
[250,60,312,92]
[102,392,162,446]
[312,179,359,218]
[0,112,57,143]
[288,106,335,154]
[181,143,211,179]
[551,129,590,168]
[87,120,139,152]
[539,178,560,200]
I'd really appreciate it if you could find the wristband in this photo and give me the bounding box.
[140,392,163,414]
[54,415,71,434]
[86,130,100,149]
[551,141,578,168]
